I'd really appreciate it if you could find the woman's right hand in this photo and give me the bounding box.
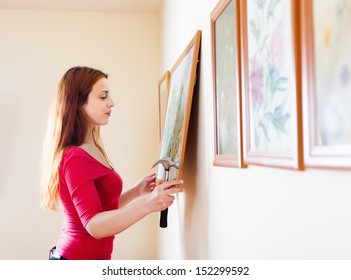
[145,179,183,213]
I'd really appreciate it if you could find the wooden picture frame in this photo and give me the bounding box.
[211,0,245,168]
[240,0,303,170]
[158,71,171,142]
[301,0,351,169]
[156,30,202,183]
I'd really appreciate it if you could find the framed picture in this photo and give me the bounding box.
[211,0,245,168]
[156,30,202,183]
[301,0,351,169]
[240,0,303,170]
[158,71,171,142]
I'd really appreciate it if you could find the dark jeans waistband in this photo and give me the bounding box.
[49,246,67,260]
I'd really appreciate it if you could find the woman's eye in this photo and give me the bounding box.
[100,96,107,100]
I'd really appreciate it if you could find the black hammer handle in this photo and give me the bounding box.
[160,208,168,228]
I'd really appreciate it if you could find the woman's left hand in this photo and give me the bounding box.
[134,173,156,196]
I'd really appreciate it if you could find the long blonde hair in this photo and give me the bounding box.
[40,66,110,210]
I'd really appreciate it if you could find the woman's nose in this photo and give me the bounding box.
[108,96,115,107]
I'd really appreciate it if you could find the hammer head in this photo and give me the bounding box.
[151,157,182,171]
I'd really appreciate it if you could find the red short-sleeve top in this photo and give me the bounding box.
[56,146,123,260]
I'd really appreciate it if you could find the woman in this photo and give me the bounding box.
[40,66,183,260]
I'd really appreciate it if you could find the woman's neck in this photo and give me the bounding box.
[83,127,95,146]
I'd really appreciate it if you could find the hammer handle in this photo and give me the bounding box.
[159,168,169,228]
[160,208,168,228]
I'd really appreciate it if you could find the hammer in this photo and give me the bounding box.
[151,157,183,228]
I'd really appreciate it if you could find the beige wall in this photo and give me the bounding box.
[0,10,159,259]
[157,0,351,259]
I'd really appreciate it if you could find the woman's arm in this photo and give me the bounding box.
[85,179,183,239]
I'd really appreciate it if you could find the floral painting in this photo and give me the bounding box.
[156,31,201,181]
[243,0,302,169]
[313,0,351,146]
[215,0,238,157]
[247,0,294,153]
[301,0,351,168]
[211,0,244,167]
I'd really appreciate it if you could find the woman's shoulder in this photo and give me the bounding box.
[61,146,93,167]
[64,146,89,158]
[60,147,98,183]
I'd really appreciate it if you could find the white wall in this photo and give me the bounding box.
[0,10,159,259]
[157,0,351,259]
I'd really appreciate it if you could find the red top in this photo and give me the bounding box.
[56,146,123,260]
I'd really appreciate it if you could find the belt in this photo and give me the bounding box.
[49,246,67,260]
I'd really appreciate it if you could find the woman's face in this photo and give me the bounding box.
[82,77,115,126]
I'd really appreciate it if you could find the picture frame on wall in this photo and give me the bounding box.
[301,0,351,169]
[156,30,202,183]
[158,70,171,142]
[240,0,303,170]
[211,0,245,168]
